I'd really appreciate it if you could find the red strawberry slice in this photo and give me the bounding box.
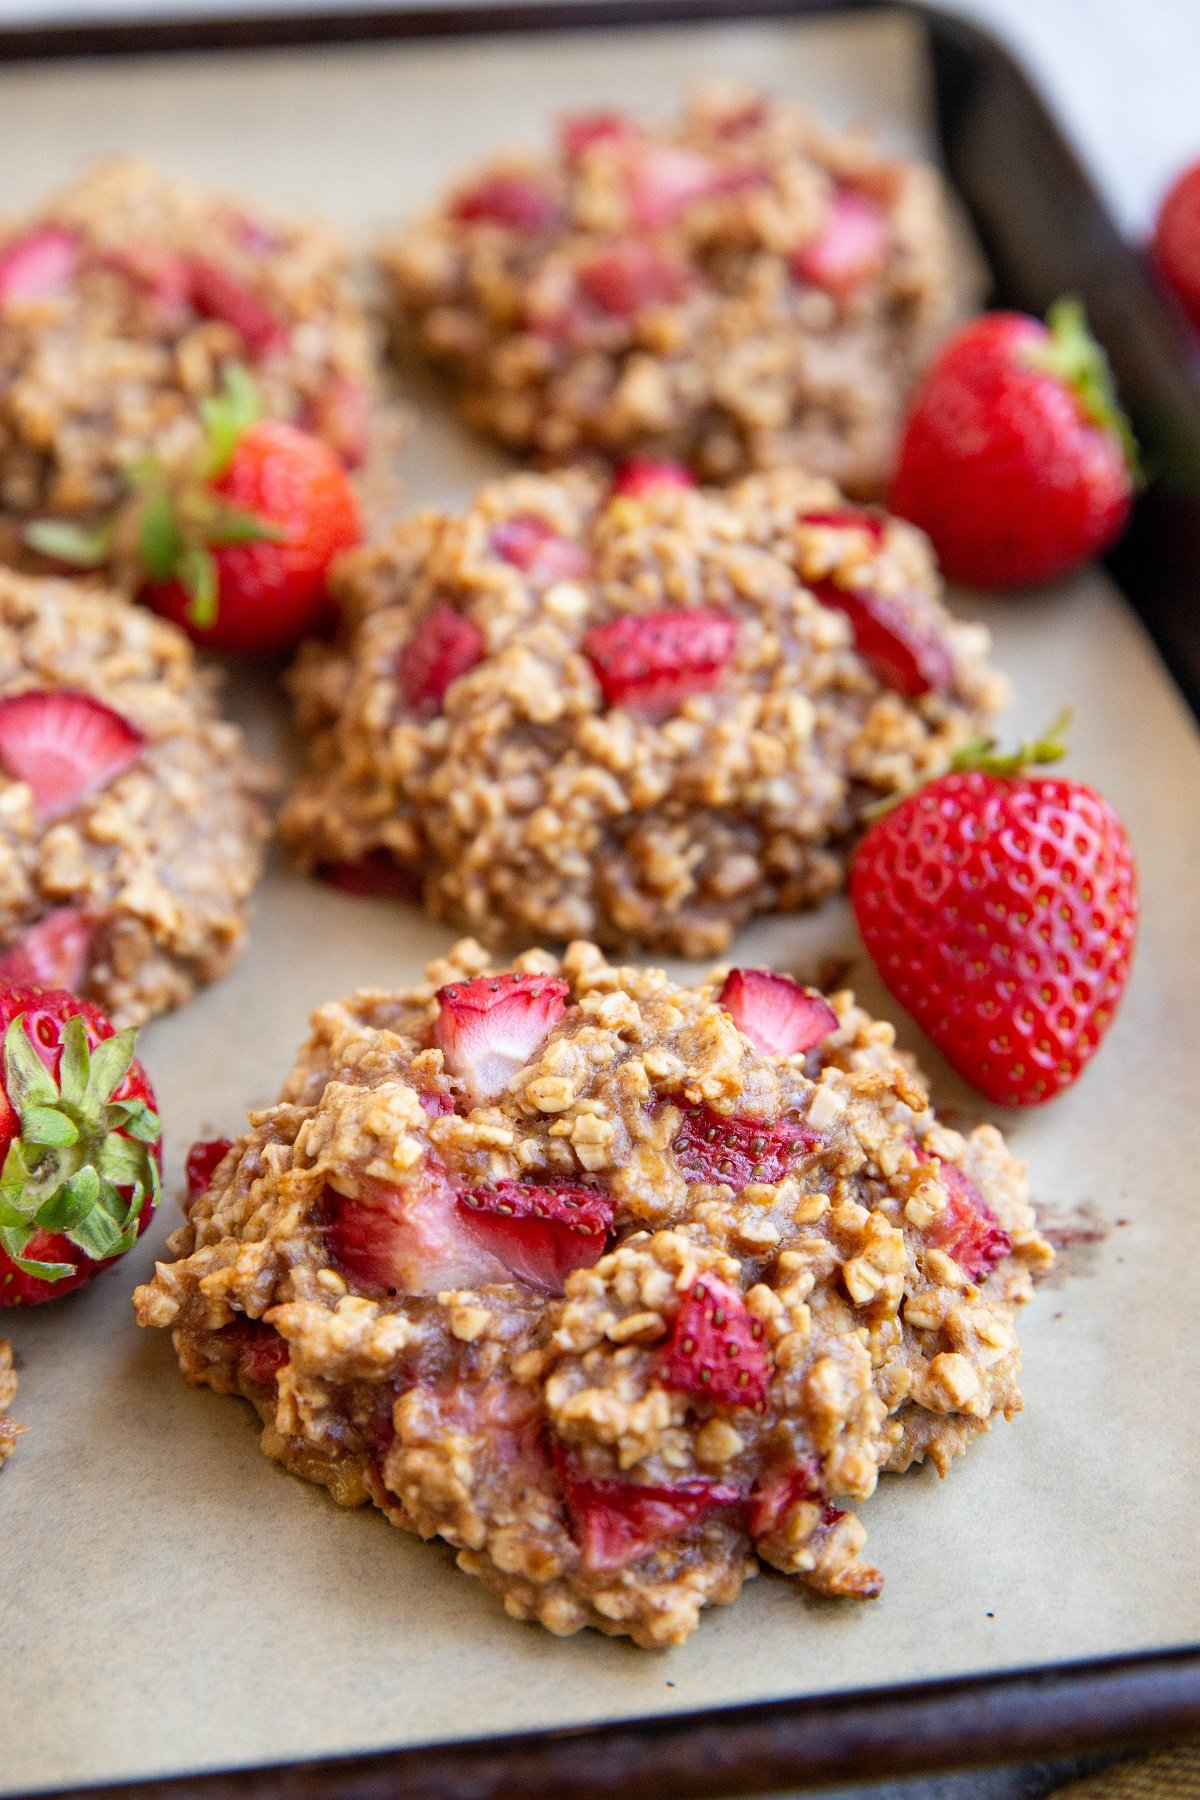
[0,907,93,993]
[660,1275,769,1408]
[184,257,288,357]
[326,1170,510,1297]
[808,578,953,699]
[0,690,144,821]
[583,607,737,715]
[320,853,419,902]
[396,604,485,714]
[452,174,558,232]
[673,1103,820,1189]
[554,1444,740,1572]
[458,1179,613,1291]
[219,1318,289,1386]
[746,1461,843,1537]
[0,227,79,304]
[559,110,640,163]
[611,459,697,499]
[625,144,724,230]
[433,971,570,1103]
[792,189,887,299]
[185,1137,233,1201]
[490,515,591,582]
[576,241,694,317]
[798,508,885,545]
[718,968,837,1059]
[916,1149,1012,1282]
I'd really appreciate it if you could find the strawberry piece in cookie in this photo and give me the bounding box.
[0,227,79,305]
[0,690,143,822]
[583,607,737,715]
[792,189,888,300]
[0,907,93,993]
[396,605,485,714]
[136,941,1052,1648]
[433,971,569,1103]
[718,969,837,1058]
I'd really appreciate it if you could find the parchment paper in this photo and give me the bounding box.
[2,12,1199,1795]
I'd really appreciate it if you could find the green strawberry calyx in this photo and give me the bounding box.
[0,1013,161,1282]
[22,363,285,630]
[1024,298,1142,482]
[864,710,1072,823]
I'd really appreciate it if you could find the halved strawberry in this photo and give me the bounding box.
[433,972,570,1104]
[554,1444,740,1572]
[808,578,953,698]
[0,690,144,822]
[185,1137,233,1200]
[916,1150,1012,1282]
[458,1179,613,1292]
[576,242,694,317]
[0,908,93,994]
[184,257,288,357]
[559,110,639,164]
[673,1103,820,1189]
[718,969,837,1059]
[325,1170,510,1297]
[792,189,887,299]
[660,1275,769,1408]
[396,604,485,714]
[611,459,697,500]
[490,515,591,582]
[0,228,79,304]
[625,144,724,230]
[451,175,558,232]
[798,508,885,544]
[582,607,737,715]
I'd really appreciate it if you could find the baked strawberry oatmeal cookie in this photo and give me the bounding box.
[0,569,273,1025]
[282,464,1004,956]
[135,939,1052,1648]
[379,86,971,490]
[0,1340,19,1466]
[0,157,373,553]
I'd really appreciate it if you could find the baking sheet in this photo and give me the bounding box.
[2,10,1199,1795]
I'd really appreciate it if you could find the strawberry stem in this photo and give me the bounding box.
[1024,299,1141,483]
[200,363,260,480]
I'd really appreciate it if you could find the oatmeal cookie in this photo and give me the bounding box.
[0,1340,20,1467]
[0,158,374,549]
[282,465,1005,957]
[135,939,1051,1648]
[0,570,274,1026]
[379,86,972,490]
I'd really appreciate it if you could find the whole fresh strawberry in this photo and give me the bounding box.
[888,300,1137,588]
[1152,161,1200,332]
[849,727,1137,1106]
[0,986,162,1305]
[27,366,362,655]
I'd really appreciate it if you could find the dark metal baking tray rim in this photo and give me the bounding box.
[3,2,1199,1793]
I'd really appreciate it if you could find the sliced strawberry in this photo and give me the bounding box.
[0,690,144,822]
[792,189,888,299]
[185,1137,233,1200]
[916,1150,1012,1283]
[611,459,697,500]
[433,972,570,1104]
[559,110,640,164]
[746,1461,845,1537]
[490,515,591,582]
[576,241,694,318]
[0,908,93,993]
[660,1275,768,1409]
[583,607,737,716]
[184,257,288,357]
[554,1444,740,1572]
[798,508,885,545]
[320,853,419,902]
[808,578,953,699]
[458,1180,613,1292]
[325,1171,510,1297]
[718,969,837,1059]
[396,604,485,714]
[0,227,79,304]
[625,144,724,230]
[452,175,558,232]
[219,1318,289,1386]
[673,1103,820,1189]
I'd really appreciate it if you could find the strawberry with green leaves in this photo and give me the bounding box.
[27,366,363,655]
[0,985,161,1306]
